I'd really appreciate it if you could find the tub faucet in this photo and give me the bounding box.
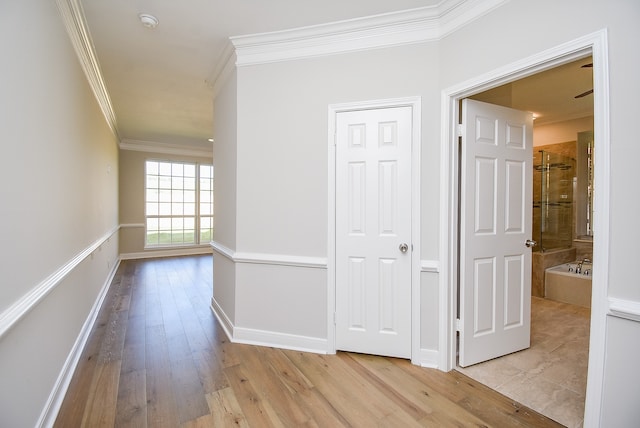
[576,262,582,274]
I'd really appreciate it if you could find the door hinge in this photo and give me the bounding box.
[333,312,337,324]
[455,318,462,332]
[457,124,464,138]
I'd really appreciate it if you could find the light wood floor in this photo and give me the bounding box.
[55,255,562,427]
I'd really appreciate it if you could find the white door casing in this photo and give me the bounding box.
[335,106,413,359]
[459,99,533,367]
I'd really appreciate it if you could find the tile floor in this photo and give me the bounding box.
[457,296,590,428]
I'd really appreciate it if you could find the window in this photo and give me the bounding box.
[145,160,213,247]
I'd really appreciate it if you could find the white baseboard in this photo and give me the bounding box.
[210,298,328,354]
[233,327,328,354]
[37,258,121,428]
[414,348,439,369]
[120,246,212,260]
[210,297,234,341]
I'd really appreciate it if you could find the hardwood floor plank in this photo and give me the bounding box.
[284,351,397,425]
[55,256,563,428]
[145,325,180,428]
[170,357,210,424]
[192,348,230,394]
[206,387,250,427]
[224,363,286,427]
[115,368,147,427]
[236,346,314,426]
[81,360,121,428]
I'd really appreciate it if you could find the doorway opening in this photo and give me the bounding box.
[456,57,594,427]
[441,29,610,428]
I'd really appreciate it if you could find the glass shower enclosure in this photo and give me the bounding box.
[533,150,575,252]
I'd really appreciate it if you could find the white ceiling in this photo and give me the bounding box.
[80,0,593,149]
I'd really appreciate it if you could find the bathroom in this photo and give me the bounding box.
[532,128,594,308]
[468,56,595,308]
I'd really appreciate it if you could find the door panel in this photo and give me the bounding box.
[335,106,412,359]
[459,99,533,367]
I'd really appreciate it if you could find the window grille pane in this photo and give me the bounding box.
[159,176,172,189]
[159,203,171,215]
[172,176,184,189]
[159,162,172,175]
[172,189,183,202]
[184,177,196,190]
[147,189,159,202]
[184,217,195,229]
[184,164,196,177]
[146,202,158,215]
[146,175,159,189]
[159,217,171,230]
[172,203,183,215]
[147,161,159,175]
[184,203,195,215]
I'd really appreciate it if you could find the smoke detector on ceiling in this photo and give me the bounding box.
[139,13,159,29]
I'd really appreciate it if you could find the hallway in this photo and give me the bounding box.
[55,255,562,427]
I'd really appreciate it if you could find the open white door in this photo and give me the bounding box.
[335,106,412,359]
[459,99,534,367]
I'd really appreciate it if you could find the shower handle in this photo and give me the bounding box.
[525,239,537,248]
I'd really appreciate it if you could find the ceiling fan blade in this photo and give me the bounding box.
[581,63,593,68]
[575,89,593,98]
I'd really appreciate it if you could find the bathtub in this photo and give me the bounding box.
[544,262,592,308]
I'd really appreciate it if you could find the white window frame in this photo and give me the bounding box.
[144,160,213,248]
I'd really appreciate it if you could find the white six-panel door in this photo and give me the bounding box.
[459,99,533,367]
[335,106,412,359]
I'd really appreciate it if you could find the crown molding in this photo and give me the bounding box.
[206,41,237,98]
[119,139,213,158]
[230,0,509,66]
[55,0,119,139]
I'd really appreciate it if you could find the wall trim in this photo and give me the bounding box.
[119,139,213,158]
[55,0,119,139]
[210,240,327,269]
[210,297,234,341]
[119,222,145,229]
[608,298,640,323]
[206,41,237,99]
[210,297,328,354]
[230,0,508,66]
[421,260,440,273]
[415,348,440,369]
[37,257,121,427]
[0,226,119,340]
[234,327,329,355]
[120,246,212,261]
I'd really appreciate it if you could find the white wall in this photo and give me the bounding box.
[534,116,594,147]
[212,70,238,325]
[0,1,120,426]
[227,43,440,350]
[213,0,640,423]
[437,2,640,423]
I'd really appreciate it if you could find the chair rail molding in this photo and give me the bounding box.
[0,225,120,340]
[608,298,640,323]
[210,241,327,269]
